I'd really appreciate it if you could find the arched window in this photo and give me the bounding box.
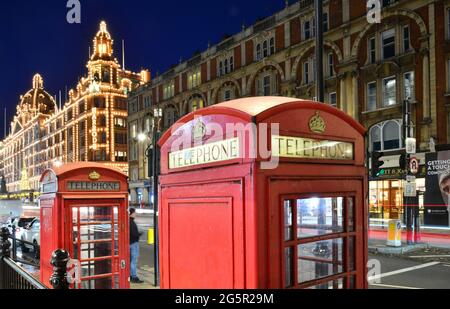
[229,57,234,72]
[224,59,229,74]
[269,38,275,55]
[190,97,204,112]
[263,41,268,58]
[369,120,403,152]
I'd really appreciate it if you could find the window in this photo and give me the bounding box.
[323,13,329,32]
[382,76,396,107]
[403,26,410,52]
[263,41,268,58]
[368,37,376,64]
[224,90,231,101]
[404,72,415,101]
[115,98,127,110]
[190,97,204,111]
[382,29,395,59]
[188,69,201,89]
[303,62,309,84]
[329,92,337,107]
[263,75,271,96]
[99,115,107,127]
[144,96,152,108]
[270,38,275,55]
[164,106,178,128]
[79,102,85,114]
[93,97,106,108]
[283,196,355,289]
[100,132,107,144]
[219,61,223,76]
[114,117,127,128]
[229,57,234,72]
[328,53,334,77]
[369,120,403,152]
[367,82,377,111]
[224,59,229,74]
[130,122,137,139]
[256,44,262,61]
[304,21,311,40]
[115,151,127,162]
[115,133,127,145]
[163,82,175,100]
[447,8,450,40]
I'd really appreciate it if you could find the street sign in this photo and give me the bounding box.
[404,181,417,197]
[406,138,416,154]
[409,157,419,175]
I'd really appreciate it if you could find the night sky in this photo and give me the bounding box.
[0,0,285,138]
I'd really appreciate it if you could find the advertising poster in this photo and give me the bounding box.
[424,151,450,227]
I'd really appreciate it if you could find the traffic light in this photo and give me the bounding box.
[371,151,385,178]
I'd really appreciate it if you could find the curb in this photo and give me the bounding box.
[369,243,430,255]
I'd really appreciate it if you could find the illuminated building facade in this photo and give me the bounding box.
[0,21,149,199]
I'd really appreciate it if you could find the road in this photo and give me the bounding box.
[368,253,450,289]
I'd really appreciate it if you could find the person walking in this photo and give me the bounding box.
[129,208,144,283]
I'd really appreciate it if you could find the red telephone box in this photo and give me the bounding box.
[158,97,368,289]
[39,163,130,289]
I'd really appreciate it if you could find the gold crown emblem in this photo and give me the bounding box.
[309,112,326,133]
[89,171,101,181]
[193,121,207,142]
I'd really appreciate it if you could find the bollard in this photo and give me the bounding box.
[49,249,70,289]
[0,227,11,258]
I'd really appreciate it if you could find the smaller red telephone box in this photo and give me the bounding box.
[158,97,368,289]
[39,163,130,289]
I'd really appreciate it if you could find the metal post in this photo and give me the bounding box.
[315,0,324,102]
[49,249,70,289]
[403,99,414,245]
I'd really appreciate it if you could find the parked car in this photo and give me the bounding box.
[20,218,40,254]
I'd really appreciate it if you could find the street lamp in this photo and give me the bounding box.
[138,107,163,287]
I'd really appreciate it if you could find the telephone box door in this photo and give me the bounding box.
[65,199,128,289]
[269,178,366,289]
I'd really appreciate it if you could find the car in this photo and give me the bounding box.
[4,216,35,237]
[20,218,40,255]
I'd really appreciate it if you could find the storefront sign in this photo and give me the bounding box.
[271,135,354,161]
[169,138,240,169]
[67,181,120,191]
[424,151,450,227]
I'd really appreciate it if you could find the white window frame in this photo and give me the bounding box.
[263,74,271,96]
[382,76,397,107]
[303,20,311,40]
[367,81,377,111]
[256,43,262,61]
[303,61,309,84]
[369,119,403,152]
[328,53,334,77]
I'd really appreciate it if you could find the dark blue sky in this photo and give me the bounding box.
[0,0,285,137]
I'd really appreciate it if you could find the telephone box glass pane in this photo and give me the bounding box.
[297,238,344,284]
[81,277,114,289]
[347,197,354,232]
[307,277,344,289]
[296,197,343,238]
[348,237,355,272]
[285,247,294,288]
[284,200,293,241]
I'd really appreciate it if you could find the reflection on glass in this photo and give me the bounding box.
[81,277,113,290]
[346,275,356,289]
[298,238,343,284]
[296,197,343,238]
[284,200,293,241]
[285,247,293,288]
